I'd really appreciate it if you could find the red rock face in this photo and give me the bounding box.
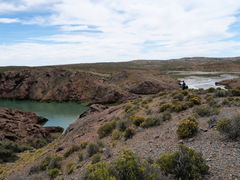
[0,108,63,143]
[0,69,131,104]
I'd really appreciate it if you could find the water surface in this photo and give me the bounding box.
[174,72,240,89]
[0,99,88,130]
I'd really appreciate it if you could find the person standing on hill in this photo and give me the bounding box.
[182,80,186,90]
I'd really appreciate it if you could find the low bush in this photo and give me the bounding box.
[87,143,99,157]
[92,154,101,164]
[222,98,231,106]
[116,118,131,132]
[66,163,75,174]
[189,97,201,105]
[132,116,145,126]
[124,126,136,140]
[216,114,240,139]
[64,144,80,158]
[207,87,215,93]
[97,120,116,138]
[194,105,220,117]
[47,168,59,179]
[214,90,228,97]
[140,115,162,128]
[171,103,187,112]
[159,104,172,112]
[0,141,30,162]
[111,129,122,140]
[82,162,116,180]
[157,145,209,180]
[39,155,62,171]
[231,89,240,96]
[124,105,133,112]
[80,142,88,149]
[161,111,172,121]
[78,152,83,162]
[27,138,49,149]
[173,93,184,101]
[177,117,199,139]
[111,149,147,180]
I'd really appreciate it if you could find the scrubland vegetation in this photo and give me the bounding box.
[3,86,240,179]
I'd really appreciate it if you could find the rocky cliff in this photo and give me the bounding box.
[0,108,63,143]
[0,68,179,103]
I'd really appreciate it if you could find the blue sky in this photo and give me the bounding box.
[1,0,240,66]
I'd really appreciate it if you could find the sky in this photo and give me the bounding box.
[0,0,240,66]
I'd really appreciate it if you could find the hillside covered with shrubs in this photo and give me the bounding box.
[1,87,240,179]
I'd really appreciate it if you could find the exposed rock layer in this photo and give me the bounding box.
[0,68,179,103]
[0,108,63,143]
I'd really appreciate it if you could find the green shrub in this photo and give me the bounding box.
[39,155,62,171]
[92,154,101,164]
[158,91,167,96]
[189,97,201,105]
[171,103,187,112]
[27,138,49,149]
[173,93,184,101]
[207,87,215,93]
[111,149,147,180]
[0,149,14,162]
[140,115,162,128]
[111,129,122,140]
[159,104,172,112]
[161,111,172,121]
[47,168,59,179]
[216,114,240,139]
[157,145,209,180]
[116,118,130,132]
[80,142,88,149]
[222,98,231,106]
[83,162,116,180]
[97,120,116,138]
[231,89,240,96]
[132,116,145,126]
[64,144,80,158]
[78,152,83,162]
[214,90,228,97]
[124,126,136,140]
[125,105,133,112]
[66,163,75,174]
[87,143,99,157]
[194,105,220,117]
[177,117,199,139]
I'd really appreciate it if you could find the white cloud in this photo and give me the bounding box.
[0,17,19,23]
[0,0,240,66]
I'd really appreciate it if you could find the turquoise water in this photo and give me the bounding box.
[0,99,88,130]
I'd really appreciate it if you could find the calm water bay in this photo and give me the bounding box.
[0,99,88,130]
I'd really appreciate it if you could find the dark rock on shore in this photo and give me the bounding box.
[0,108,63,143]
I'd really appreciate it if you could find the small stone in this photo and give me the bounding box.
[154,135,160,139]
[188,138,194,142]
[178,140,184,144]
[200,128,208,132]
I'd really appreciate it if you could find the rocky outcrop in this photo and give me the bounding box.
[216,78,240,89]
[0,108,63,143]
[0,69,132,104]
[0,68,179,103]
